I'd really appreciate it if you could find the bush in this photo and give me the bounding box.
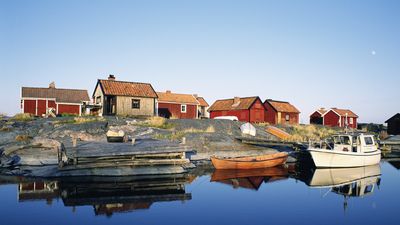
[12,113,33,122]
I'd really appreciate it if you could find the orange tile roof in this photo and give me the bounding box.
[98,80,157,98]
[266,100,300,113]
[208,97,259,111]
[331,108,358,118]
[196,97,209,107]
[22,87,90,103]
[157,91,199,105]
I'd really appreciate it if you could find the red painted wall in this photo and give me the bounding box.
[210,99,265,123]
[158,103,197,119]
[264,102,277,124]
[323,111,357,128]
[48,100,56,109]
[37,100,47,116]
[23,100,36,115]
[310,111,322,124]
[210,109,250,122]
[58,104,80,115]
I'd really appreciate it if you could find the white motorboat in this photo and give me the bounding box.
[308,133,381,168]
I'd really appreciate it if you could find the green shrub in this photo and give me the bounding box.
[11,113,33,122]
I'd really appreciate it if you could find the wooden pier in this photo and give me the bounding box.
[57,139,195,176]
[235,136,307,150]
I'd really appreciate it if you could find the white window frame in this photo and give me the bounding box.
[349,117,354,125]
[285,114,290,121]
[181,104,187,113]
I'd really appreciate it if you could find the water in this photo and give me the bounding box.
[1,161,400,225]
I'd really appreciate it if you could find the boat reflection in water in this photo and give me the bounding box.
[4,174,192,217]
[299,164,381,210]
[210,165,293,190]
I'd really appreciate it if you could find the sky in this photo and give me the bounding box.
[1,0,399,123]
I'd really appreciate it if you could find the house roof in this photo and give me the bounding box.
[97,79,158,98]
[156,91,199,105]
[208,97,260,111]
[329,108,358,118]
[196,97,209,107]
[22,87,90,104]
[385,113,400,123]
[265,100,300,113]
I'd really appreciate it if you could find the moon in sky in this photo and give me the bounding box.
[371,50,376,55]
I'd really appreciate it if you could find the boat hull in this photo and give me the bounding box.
[211,152,288,170]
[308,149,381,168]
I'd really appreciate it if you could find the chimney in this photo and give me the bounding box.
[49,82,56,89]
[233,97,241,105]
[193,94,198,98]
[108,74,116,80]
[166,90,172,94]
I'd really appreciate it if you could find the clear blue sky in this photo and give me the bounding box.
[1,0,399,123]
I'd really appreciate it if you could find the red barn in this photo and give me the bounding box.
[208,97,265,123]
[157,91,200,119]
[310,108,358,128]
[264,99,300,125]
[21,82,90,117]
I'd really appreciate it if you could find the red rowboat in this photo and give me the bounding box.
[210,152,288,170]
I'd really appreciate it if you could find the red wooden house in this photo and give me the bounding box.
[208,97,265,123]
[310,108,358,128]
[21,82,90,117]
[264,99,300,125]
[157,90,200,119]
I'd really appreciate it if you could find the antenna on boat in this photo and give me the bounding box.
[345,113,349,134]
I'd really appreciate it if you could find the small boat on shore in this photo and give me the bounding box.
[210,152,288,170]
[308,133,381,168]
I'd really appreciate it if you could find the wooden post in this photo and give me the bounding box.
[131,138,136,145]
[72,138,77,147]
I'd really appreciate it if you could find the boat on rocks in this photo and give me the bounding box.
[307,133,381,168]
[210,152,288,170]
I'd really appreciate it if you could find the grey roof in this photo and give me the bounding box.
[22,87,90,104]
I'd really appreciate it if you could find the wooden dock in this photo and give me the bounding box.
[57,139,195,175]
[236,136,307,150]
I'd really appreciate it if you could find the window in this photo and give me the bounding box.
[96,96,101,104]
[181,104,187,113]
[132,99,140,109]
[364,137,374,145]
[285,114,290,121]
[349,118,354,124]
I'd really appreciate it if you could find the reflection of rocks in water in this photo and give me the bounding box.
[59,174,192,216]
[18,181,60,205]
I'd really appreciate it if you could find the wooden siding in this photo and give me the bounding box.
[323,110,357,128]
[387,115,400,135]
[116,96,155,116]
[264,102,299,125]
[23,100,36,115]
[58,104,80,115]
[37,100,47,116]
[310,111,323,124]
[158,102,197,119]
[264,102,277,124]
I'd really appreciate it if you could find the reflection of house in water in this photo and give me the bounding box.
[18,181,60,205]
[59,175,192,217]
[211,166,292,191]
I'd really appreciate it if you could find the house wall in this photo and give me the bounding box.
[310,112,323,124]
[37,100,47,116]
[23,100,36,115]
[158,102,197,119]
[388,116,400,135]
[264,102,277,124]
[116,96,155,116]
[278,112,299,125]
[210,109,250,122]
[58,104,80,115]
[323,111,341,127]
[249,99,265,123]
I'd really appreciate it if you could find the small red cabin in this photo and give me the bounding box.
[264,99,300,125]
[208,96,265,123]
[310,108,358,129]
[157,91,202,119]
[21,82,90,117]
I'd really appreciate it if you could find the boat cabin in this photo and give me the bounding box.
[314,133,377,153]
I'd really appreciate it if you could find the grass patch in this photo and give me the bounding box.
[0,127,11,132]
[15,135,32,142]
[11,113,33,122]
[54,116,105,125]
[140,117,175,130]
[286,124,338,142]
[181,125,216,134]
[153,132,185,141]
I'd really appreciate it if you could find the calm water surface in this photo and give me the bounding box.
[1,161,400,225]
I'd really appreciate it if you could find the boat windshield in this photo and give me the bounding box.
[333,136,351,145]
